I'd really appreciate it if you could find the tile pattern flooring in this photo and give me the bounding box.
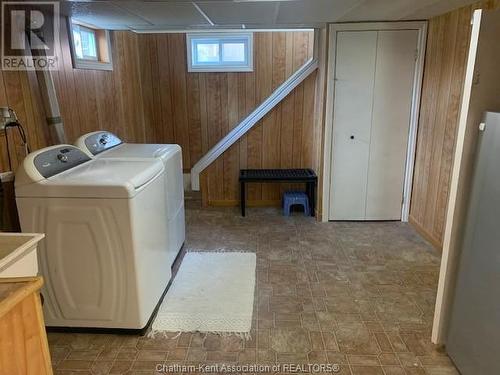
[48,195,458,374]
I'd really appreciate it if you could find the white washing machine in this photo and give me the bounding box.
[75,131,185,267]
[16,145,171,330]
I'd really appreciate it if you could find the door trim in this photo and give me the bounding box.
[321,21,428,222]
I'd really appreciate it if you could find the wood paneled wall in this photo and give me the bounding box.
[0,69,47,171]
[52,25,146,145]
[203,33,316,206]
[6,3,499,217]
[0,21,147,173]
[137,31,316,206]
[1,22,316,208]
[410,0,500,248]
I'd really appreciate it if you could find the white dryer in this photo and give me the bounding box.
[75,131,185,267]
[16,145,171,330]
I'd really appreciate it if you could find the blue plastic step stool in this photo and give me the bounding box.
[283,191,310,216]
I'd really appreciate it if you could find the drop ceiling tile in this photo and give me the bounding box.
[116,1,210,26]
[62,0,481,30]
[401,0,478,20]
[276,0,361,23]
[339,0,443,21]
[197,1,278,25]
[65,1,151,29]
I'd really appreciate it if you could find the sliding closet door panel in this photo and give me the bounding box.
[329,31,377,220]
[365,30,418,220]
[332,31,377,141]
[331,135,371,220]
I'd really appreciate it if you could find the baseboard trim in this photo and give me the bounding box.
[409,216,442,251]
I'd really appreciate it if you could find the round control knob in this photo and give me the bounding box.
[57,153,68,162]
[350,135,355,140]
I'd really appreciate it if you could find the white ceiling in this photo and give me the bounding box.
[61,0,478,31]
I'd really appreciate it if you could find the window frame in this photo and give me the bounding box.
[68,19,113,71]
[72,23,99,61]
[186,32,253,73]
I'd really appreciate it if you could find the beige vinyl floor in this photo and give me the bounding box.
[48,193,458,375]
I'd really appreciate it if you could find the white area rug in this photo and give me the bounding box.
[150,252,256,337]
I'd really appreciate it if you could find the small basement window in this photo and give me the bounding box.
[187,33,253,72]
[69,20,113,70]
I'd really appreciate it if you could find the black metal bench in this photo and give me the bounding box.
[239,169,317,217]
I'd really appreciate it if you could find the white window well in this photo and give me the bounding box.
[69,19,113,71]
[187,33,253,72]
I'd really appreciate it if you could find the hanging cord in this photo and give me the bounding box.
[4,121,31,171]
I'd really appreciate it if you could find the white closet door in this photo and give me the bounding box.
[365,30,419,220]
[329,31,377,220]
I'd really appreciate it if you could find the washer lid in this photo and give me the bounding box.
[16,158,164,199]
[98,143,181,161]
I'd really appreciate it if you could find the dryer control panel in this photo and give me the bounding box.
[84,131,122,155]
[34,146,91,178]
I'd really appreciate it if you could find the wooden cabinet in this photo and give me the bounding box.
[0,277,53,375]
